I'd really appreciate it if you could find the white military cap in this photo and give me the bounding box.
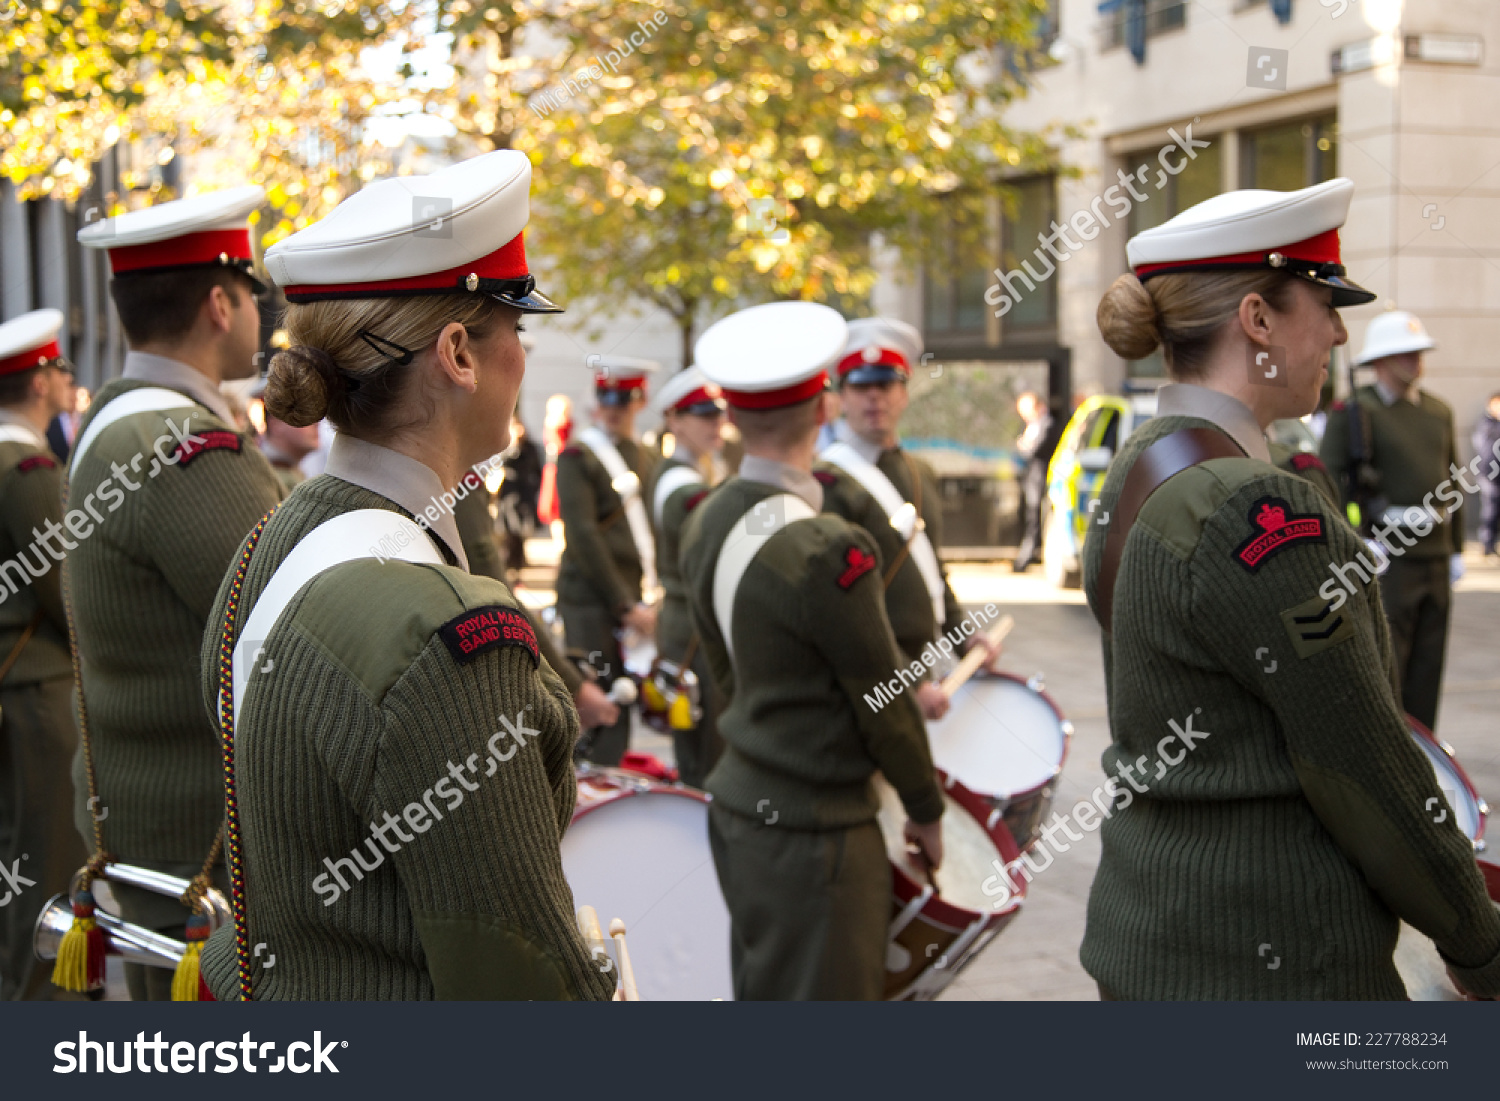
[694,302,847,409]
[1355,309,1435,365]
[591,355,659,407]
[1126,178,1375,308]
[652,367,725,416]
[838,317,923,386]
[264,150,559,314]
[0,308,67,377]
[77,185,266,292]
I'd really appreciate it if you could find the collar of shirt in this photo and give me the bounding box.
[737,455,824,512]
[832,417,892,464]
[324,434,469,572]
[0,408,48,448]
[1154,383,1270,462]
[121,351,239,428]
[1374,378,1420,407]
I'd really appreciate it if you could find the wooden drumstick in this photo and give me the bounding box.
[609,917,640,1001]
[577,905,616,989]
[939,615,1014,697]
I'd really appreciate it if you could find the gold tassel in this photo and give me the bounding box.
[642,678,668,713]
[171,913,210,1001]
[668,693,695,730]
[53,889,107,993]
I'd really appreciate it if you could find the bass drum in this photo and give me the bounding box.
[562,766,732,1001]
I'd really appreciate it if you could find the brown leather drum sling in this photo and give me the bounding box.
[1094,427,1246,635]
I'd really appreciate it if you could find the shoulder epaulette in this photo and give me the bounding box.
[683,488,710,513]
[813,469,837,487]
[1290,452,1326,473]
[16,454,56,473]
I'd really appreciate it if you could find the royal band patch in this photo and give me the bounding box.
[1290,452,1326,474]
[1234,496,1326,572]
[837,545,876,589]
[173,429,241,466]
[16,454,56,473]
[438,605,540,667]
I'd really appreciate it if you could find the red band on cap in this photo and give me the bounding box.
[597,374,647,391]
[283,234,528,300]
[1134,229,1342,280]
[0,339,60,376]
[670,385,722,411]
[836,347,910,377]
[108,229,254,275]
[721,371,828,410]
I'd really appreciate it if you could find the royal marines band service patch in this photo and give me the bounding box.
[173,428,242,466]
[438,605,541,667]
[1233,496,1326,572]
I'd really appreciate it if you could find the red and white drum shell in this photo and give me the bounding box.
[1408,716,1488,852]
[564,766,732,1001]
[876,770,1027,1001]
[924,670,1072,851]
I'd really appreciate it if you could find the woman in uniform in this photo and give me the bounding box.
[197,150,615,1001]
[1080,178,1500,1000]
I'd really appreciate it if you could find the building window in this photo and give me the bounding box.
[1241,115,1338,189]
[1124,139,1223,238]
[998,175,1058,338]
[923,191,991,340]
[1099,0,1188,53]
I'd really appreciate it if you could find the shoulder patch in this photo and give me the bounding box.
[1289,452,1326,474]
[560,445,582,457]
[1234,496,1326,572]
[813,469,837,487]
[836,544,877,589]
[17,454,56,473]
[1279,592,1355,660]
[174,429,241,466]
[438,605,540,667]
[683,488,710,513]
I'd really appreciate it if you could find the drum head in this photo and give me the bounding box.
[926,674,1068,801]
[1408,722,1486,843]
[562,788,732,1001]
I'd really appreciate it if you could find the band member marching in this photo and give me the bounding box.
[681,301,944,1000]
[645,366,727,788]
[555,357,659,765]
[66,189,284,1000]
[199,150,616,1000]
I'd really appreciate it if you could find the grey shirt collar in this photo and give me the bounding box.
[1155,383,1271,462]
[0,408,48,447]
[122,352,238,427]
[737,454,824,513]
[832,417,889,464]
[324,434,469,572]
[1374,378,1419,407]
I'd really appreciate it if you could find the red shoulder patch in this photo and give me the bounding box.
[560,445,582,457]
[1234,496,1326,572]
[813,469,837,487]
[17,454,56,473]
[683,488,710,513]
[1289,452,1326,474]
[173,429,241,466]
[1329,400,1347,413]
[438,605,539,667]
[836,545,877,589]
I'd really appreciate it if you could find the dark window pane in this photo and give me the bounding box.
[1174,140,1221,210]
[1001,176,1056,332]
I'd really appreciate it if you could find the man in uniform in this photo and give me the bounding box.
[555,357,659,765]
[1320,309,1464,731]
[1012,390,1063,571]
[681,301,943,1000]
[71,188,284,999]
[816,318,982,721]
[645,366,726,787]
[0,311,85,1000]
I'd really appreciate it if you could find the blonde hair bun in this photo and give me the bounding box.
[1097,273,1162,361]
[264,345,335,427]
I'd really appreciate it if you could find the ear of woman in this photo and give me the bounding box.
[431,321,481,394]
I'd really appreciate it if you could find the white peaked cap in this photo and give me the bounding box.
[0,308,66,375]
[651,367,723,415]
[76,185,266,290]
[1356,309,1435,366]
[695,302,846,408]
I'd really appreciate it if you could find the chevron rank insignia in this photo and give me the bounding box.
[1279,592,1354,659]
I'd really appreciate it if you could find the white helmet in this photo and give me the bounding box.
[1355,309,1435,366]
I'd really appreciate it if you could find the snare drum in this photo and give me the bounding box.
[562,766,732,1001]
[1409,717,1489,851]
[924,671,1071,850]
[874,771,1027,1001]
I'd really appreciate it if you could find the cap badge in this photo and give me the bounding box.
[1267,252,1287,268]
[466,273,479,292]
[1408,319,1423,334]
[218,252,230,265]
[861,346,881,363]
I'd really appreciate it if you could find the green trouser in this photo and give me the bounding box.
[111,860,230,1002]
[1379,556,1450,731]
[656,599,723,790]
[0,677,88,1001]
[558,602,631,766]
[707,804,889,1001]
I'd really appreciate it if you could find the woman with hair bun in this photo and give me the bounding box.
[1079,179,1500,1000]
[197,151,616,1001]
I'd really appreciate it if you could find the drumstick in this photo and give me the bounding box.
[577,905,616,988]
[939,615,1014,697]
[609,918,640,1001]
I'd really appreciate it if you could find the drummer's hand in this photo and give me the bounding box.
[915,680,950,721]
[574,680,621,729]
[1445,967,1496,1001]
[967,633,1004,673]
[904,818,944,874]
[623,602,656,637]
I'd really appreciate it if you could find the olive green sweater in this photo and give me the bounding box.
[1081,414,1500,1000]
[555,437,656,612]
[198,475,615,1001]
[647,454,705,661]
[0,433,71,685]
[680,476,943,831]
[68,378,283,865]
